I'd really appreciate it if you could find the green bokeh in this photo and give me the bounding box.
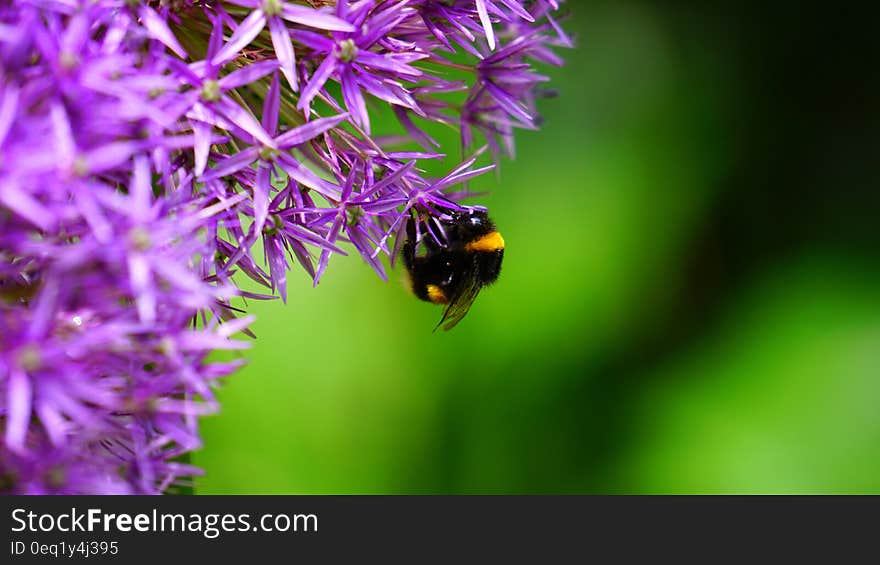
[195,3,880,493]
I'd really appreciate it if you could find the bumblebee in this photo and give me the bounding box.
[403,208,505,331]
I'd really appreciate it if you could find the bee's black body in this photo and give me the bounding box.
[403,209,504,331]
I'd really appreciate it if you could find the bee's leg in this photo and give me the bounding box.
[403,210,418,272]
[422,215,448,252]
[402,211,433,304]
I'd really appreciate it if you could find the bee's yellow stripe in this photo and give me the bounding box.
[426,284,449,304]
[465,231,505,253]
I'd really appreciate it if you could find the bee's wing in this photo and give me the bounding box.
[434,276,482,332]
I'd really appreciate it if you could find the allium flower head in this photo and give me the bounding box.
[0,0,570,494]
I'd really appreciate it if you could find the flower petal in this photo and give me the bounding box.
[214,96,276,148]
[341,67,369,132]
[281,4,355,32]
[192,120,212,176]
[476,0,496,50]
[298,54,338,112]
[275,113,348,149]
[202,146,259,181]
[268,16,298,92]
[139,6,188,58]
[5,368,32,453]
[218,59,278,90]
[262,72,281,135]
[211,9,266,67]
[0,84,19,147]
[0,179,55,230]
[253,162,272,236]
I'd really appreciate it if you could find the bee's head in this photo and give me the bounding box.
[453,208,488,222]
[449,209,494,237]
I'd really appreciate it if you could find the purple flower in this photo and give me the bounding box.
[0,0,570,494]
[296,0,426,131]
[214,0,354,92]
[462,33,556,158]
[474,0,534,50]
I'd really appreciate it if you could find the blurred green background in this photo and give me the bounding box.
[195,2,880,493]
